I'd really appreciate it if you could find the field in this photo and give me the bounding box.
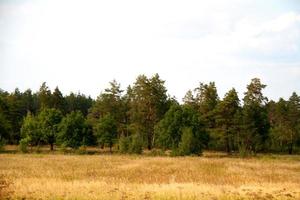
[0,147,300,200]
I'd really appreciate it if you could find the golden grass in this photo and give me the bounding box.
[0,150,300,199]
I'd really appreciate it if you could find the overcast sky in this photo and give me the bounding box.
[0,0,300,101]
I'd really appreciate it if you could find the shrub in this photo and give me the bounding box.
[178,127,202,156]
[76,145,87,154]
[129,134,143,154]
[149,149,166,156]
[19,138,30,153]
[119,136,130,153]
[59,143,68,154]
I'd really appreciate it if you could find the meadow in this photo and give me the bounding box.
[0,146,300,200]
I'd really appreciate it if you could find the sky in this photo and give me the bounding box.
[0,0,300,101]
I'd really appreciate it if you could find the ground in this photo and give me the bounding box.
[0,146,300,200]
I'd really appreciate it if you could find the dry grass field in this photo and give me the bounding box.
[0,147,300,200]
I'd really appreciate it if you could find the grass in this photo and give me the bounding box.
[0,146,300,199]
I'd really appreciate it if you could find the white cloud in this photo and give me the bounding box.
[231,12,300,56]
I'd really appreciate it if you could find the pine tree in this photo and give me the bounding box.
[215,88,240,153]
[241,78,269,154]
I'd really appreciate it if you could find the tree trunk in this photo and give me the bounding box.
[147,142,151,150]
[288,143,293,155]
[147,133,152,150]
[225,136,230,154]
[50,143,54,151]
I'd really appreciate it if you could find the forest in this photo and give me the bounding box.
[0,73,299,156]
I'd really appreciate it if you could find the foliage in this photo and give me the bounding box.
[154,104,183,149]
[268,94,300,154]
[38,108,63,150]
[88,80,126,141]
[52,87,66,113]
[177,127,202,156]
[20,112,43,146]
[57,111,92,149]
[0,138,5,152]
[0,75,300,156]
[241,78,269,154]
[155,104,207,155]
[38,82,52,110]
[65,92,93,116]
[129,74,169,150]
[0,112,11,144]
[95,114,118,151]
[129,134,143,154]
[119,136,130,153]
[76,145,87,155]
[214,88,240,153]
[19,137,29,153]
[118,134,143,154]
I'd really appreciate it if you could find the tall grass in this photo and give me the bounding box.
[0,150,299,199]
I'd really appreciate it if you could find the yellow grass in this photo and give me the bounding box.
[0,149,300,199]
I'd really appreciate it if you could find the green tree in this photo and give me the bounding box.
[269,98,290,152]
[96,114,118,152]
[20,112,43,147]
[5,89,28,143]
[38,82,52,110]
[193,82,219,149]
[129,74,169,150]
[129,134,143,154]
[155,103,183,149]
[1,88,40,144]
[38,108,63,150]
[178,127,202,156]
[286,92,300,154]
[182,90,196,108]
[65,93,93,116]
[155,104,207,155]
[215,88,240,153]
[194,82,219,120]
[52,87,66,113]
[181,105,208,152]
[22,89,39,115]
[241,78,269,154]
[0,112,10,148]
[0,95,11,144]
[58,111,92,149]
[88,80,126,138]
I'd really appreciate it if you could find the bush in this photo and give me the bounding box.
[118,134,143,154]
[170,148,180,157]
[178,127,202,156]
[119,136,130,153]
[59,143,68,154]
[148,149,166,156]
[19,138,30,153]
[178,128,194,155]
[129,134,143,154]
[76,145,87,154]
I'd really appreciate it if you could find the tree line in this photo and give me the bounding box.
[0,74,299,155]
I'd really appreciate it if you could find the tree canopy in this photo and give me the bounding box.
[0,74,299,155]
